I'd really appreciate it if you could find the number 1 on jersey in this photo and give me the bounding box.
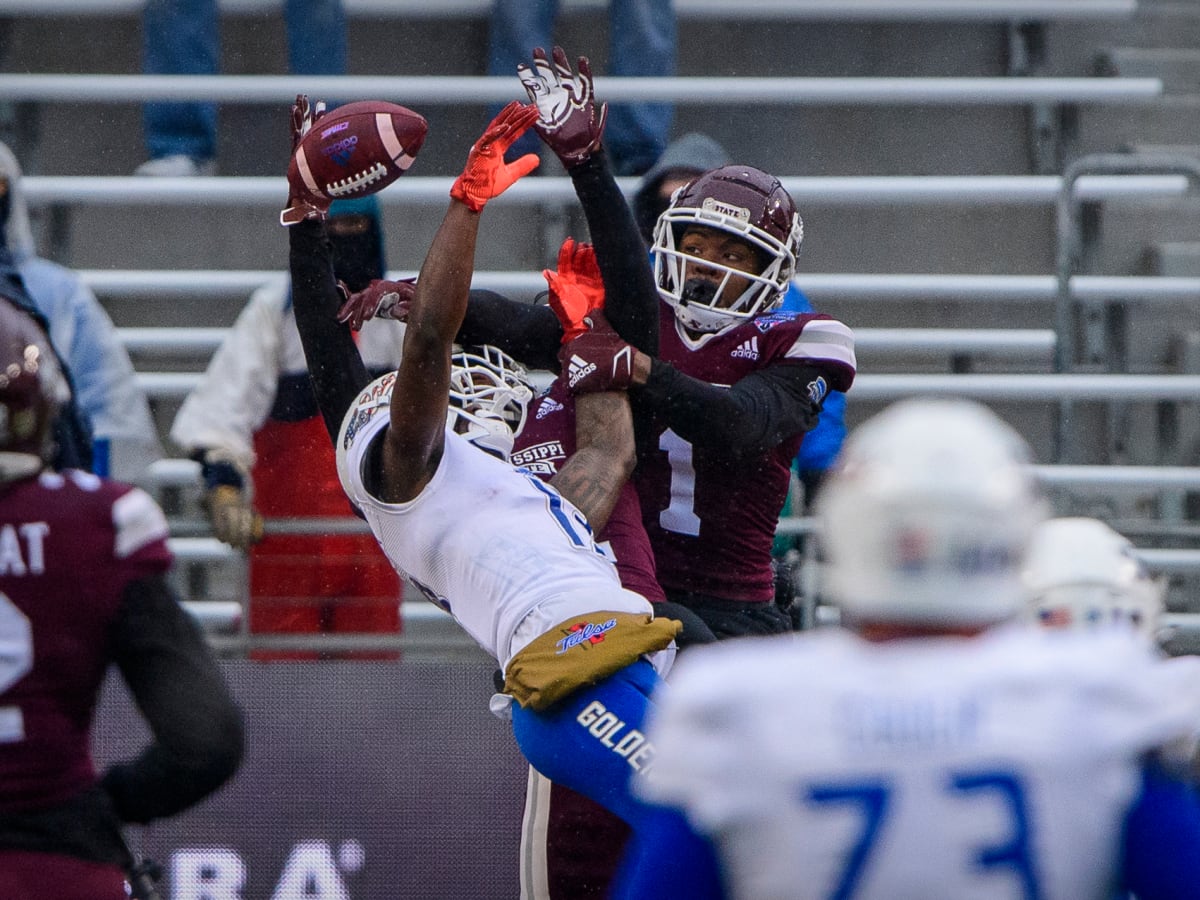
[659,429,701,536]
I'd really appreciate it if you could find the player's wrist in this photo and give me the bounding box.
[631,350,653,387]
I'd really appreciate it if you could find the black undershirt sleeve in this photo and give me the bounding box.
[637,360,823,458]
[288,218,372,444]
[566,149,659,356]
[101,574,244,824]
[458,289,563,370]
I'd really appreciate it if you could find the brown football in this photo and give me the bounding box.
[289,100,428,202]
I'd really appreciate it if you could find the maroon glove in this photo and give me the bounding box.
[336,277,417,331]
[281,93,332,226]
[518,46,608,169]
[557,309,635,394]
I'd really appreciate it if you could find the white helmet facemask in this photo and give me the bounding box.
[446,345,534,460]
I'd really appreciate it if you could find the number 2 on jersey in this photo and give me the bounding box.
[0,591,32,743]
[804,770,1040,900]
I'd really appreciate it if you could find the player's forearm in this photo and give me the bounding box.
[289,218,371,443]
[459,289,563,370]
[407,201,479,346]
[635,360,822,456]
[552,391,635,532]
[568,151,659,355]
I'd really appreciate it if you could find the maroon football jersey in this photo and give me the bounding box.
[0,470,171,814]
[512,376,665,604]
[637,305,856,602]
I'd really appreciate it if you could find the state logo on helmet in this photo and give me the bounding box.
[651,164,803,335]
[0,302,70,477]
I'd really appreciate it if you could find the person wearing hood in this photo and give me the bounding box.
[0,140,160,480]
[170,196,405,659]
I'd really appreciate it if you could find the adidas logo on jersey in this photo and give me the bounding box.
[536,396,564,420]
[567,354,597,388]
[731,336,760,360]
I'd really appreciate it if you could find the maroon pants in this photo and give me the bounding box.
[0,850,127,900]
[520,769,631,899]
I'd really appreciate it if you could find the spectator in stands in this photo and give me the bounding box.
[0,141,163,481]
[614,398,1200,900]
[170,196,404,660]
[0,302,243,900]
[136,0,347,176]
[487,0,676,176]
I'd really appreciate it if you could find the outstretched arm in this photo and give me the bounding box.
[377,102,540,504]
[519,46,659,356]
[281,95,371,445]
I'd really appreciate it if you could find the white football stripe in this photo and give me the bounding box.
[785,319,857,369]
[377,112,407,163]
[297,148,324,198]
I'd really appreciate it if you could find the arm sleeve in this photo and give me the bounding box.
[100,574,244,824]
[567,149,659,356]
[457,289,563,370]
[288,218,371,445]
[637,360,823,457]
[1120,762,1200,899]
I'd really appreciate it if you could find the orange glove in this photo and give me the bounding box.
[450,101,541,213]
[543,238,605,343]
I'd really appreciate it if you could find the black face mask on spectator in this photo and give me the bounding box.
[327,197,386,295]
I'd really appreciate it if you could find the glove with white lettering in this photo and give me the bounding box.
[281,93,332,226]
[336,277,417,331]
[204,485,264,550]
[557,309,635,394]
[543,237,604,344]
[450,101,541,213]
[518,46,608,170]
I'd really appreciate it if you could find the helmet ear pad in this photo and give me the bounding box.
[652,164,802,334]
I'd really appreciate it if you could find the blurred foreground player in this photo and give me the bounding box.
[615,398,1200,900]
[284,99,679,829]
[0,305,243,899]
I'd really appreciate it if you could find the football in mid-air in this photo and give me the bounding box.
[290,100,428,202]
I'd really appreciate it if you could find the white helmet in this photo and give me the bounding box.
[817,398,1048,627]
[1023,517,1164,638]
[447,344,533,459]
[335,345,533,498]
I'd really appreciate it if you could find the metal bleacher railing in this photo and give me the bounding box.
[0,0,1143,21]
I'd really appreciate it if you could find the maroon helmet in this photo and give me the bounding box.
[0,301,68,470]
[651,164,803,334]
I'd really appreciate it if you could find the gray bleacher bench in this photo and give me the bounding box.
[0,0,1140,21]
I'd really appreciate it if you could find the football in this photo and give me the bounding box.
[289,100,428,202]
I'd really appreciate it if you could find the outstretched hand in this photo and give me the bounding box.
[518,46,607,169]
[281,93,332,226]
[336,277,417,331]
[543,238,604,343]
[449,101,541,212]
[557,309,636,394]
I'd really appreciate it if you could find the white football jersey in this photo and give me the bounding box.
[639,626,1200,900]
[340,416,652,669]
